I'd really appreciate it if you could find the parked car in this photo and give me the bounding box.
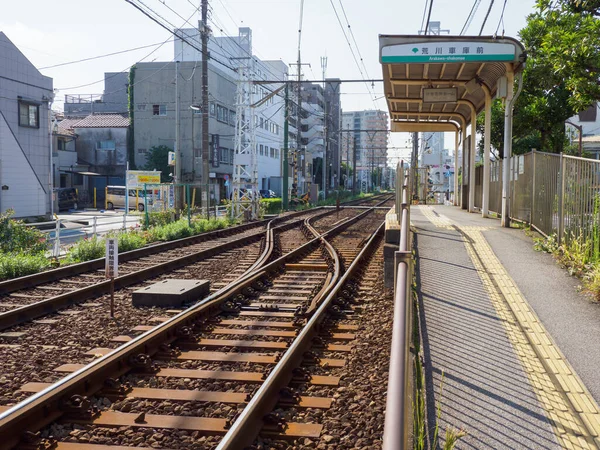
[54,187,78,211]
[106,186,150,211]
[259,189,277,198]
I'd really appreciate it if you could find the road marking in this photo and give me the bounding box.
[419,206,600,448]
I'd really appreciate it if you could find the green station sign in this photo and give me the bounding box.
[381,41,518,63]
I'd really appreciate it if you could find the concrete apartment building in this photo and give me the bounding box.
[63,73,129,118]
[342,110,389,191]
[301,83,325,191]
[132,26,286,198]
[0,32,53,217]
[324,79,342,188]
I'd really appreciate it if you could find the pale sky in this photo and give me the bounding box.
[1,0,536,162]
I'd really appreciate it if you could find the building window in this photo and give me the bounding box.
[219,147,228,163]
[153,104,166,116]
[229,110,236,125]
[260,144,264,156]
[260,117,264,129]
[97,140,116,150]
[19,102,39,128]
[230,149,235,164]
[57,139,65,151]
[138,148,147,154]
[270,147,275,158]
[217,105,228,123]
[210,103,216,116]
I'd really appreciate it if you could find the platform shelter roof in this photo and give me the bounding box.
[379,35,525,132]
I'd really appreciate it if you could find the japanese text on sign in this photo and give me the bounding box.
[105,238,118,278]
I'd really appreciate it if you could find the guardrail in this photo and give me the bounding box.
[383,164,413,449]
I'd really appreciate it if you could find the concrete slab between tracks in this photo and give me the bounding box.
[412,204,600,449]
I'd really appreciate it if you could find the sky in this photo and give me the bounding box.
[1,0,537,163]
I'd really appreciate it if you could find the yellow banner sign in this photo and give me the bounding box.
[137,175,161,184]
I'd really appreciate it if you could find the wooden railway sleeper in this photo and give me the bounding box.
[18,431,54,450]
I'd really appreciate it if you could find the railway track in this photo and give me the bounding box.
[0,200,389,450]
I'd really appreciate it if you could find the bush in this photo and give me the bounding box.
[0,209,48,254]
[65,237,106,264]
[261,198,282,214]
[148,219,194,241]
[145,210,176,228]
[0,252,51,281]
[115,230,148,253]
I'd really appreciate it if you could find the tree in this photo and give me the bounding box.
[143,145,172,182]
[340,162,353,188]
[477,0,600,155]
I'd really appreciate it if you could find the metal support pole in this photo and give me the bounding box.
[461,126,467,209]
[482,88,492,217]
[201,1,211,217]
[469,108,476,213]
[454,131,459,206]
[501,69,521,227]
[174,60,182,209]
[352,138,357,195]
[558,153,566,244]
[92,216,97,239]
[282,83,289,209]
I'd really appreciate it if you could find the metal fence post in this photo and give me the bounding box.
[531,151,536,228]
[123,214,127,231]
[92,216,97,239]
[558,153,566,244]
[53,219,61,258]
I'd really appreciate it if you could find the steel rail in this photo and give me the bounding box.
[0,205,382,450]
[383,170,412,450]
[216,220,386,450]
[0,212,331,331]
[0,209,306,296]
[0,195,389,296]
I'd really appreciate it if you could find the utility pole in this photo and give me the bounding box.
[175,60,181,208]
[283,83,289,209]
[321,57,328,199]
[352,138,357,195]
[200,0,210,216]
[345,127,349,189]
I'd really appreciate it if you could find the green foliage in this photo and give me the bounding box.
[147,219,193,241]
[64,237,105,264]
[143,145,172,182]
[115,230,147,253]
[261,198,282,214]
[0,209,47,254]
[0,253,51,281]
[146,209,176,228]
[476,1,600,155]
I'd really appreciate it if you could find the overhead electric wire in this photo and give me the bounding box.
[460,0,482,35]
[419,0,430,33]
[479,0,496,35]
[40,40,175,70]
[328,0,379,109]
[495,0,508,36]
[125,0,237,72]
[424,0,435,34]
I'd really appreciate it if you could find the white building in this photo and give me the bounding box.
[175,27,287,193]
[341,110,389,192]
[0,32,53,218]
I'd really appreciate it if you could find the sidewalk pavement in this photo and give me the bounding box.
[413,205,600,449]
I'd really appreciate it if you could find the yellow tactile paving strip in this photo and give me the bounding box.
[418,206,600,449]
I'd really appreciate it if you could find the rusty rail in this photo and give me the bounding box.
[0,204,385,450]
[383,165,412,450]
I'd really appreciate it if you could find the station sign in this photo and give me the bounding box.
[423,88,457,103]
[381,41,518,63]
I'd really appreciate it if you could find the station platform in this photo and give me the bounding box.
[412,205,600,449]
